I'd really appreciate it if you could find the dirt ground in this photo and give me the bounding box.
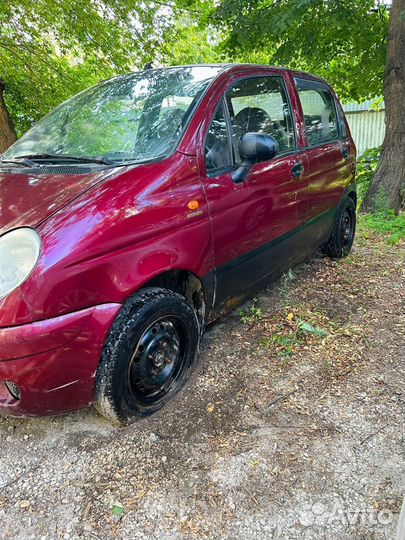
[0,224,404,540]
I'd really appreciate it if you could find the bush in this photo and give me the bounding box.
[355,146,380,209]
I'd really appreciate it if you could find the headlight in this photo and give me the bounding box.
[0,228,41,300]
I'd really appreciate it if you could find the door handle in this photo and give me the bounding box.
[291,162,304,178]
[342,147,350,160]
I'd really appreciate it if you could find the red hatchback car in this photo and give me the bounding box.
[0,64,356,423]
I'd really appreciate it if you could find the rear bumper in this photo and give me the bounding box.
[0,303,121,416]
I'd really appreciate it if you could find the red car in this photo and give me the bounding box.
[0,64,356,423]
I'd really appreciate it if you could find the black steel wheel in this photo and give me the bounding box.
[95,287,200,424]
[128,316,188,405]
[322,197,356,258]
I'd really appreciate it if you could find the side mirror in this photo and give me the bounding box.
[232,132,279,183]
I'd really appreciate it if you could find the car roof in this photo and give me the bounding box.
[224,63,327,82]
[128,63,329,86]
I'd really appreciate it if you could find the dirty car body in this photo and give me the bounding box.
[0,64,356,421]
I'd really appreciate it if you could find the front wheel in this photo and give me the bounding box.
[322,198,356,258]
[94,287,201,424]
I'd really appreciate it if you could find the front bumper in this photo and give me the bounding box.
[0,303,121,416]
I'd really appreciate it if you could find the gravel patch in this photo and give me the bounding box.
[0,228,403,540]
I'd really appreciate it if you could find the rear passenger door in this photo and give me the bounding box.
[295,78,351,245]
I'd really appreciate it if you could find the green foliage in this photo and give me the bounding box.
[0,0,180,134]
[1,0,390,136]
[261,333,301,358]
[297,319,328,338]
[359,211,405,245]
[212,0,389,102]
[260,313,328,358]
[240,299,263,324]
[355,146,381,209]
[161,14,224,65]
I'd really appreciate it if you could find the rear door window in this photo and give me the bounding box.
[295,79,339,146]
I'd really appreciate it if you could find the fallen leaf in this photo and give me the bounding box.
[112,504,124,518]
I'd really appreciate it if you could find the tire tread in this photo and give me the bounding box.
[322,198,356,259]
[94,287,199,424]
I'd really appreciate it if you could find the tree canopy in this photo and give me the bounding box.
[1,0,402,211]
[214,0,389,102]
[0,0,177,134]
[1,0,390,137]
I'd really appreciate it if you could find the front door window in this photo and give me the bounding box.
[226,76,296,161]
[204,101,232,174]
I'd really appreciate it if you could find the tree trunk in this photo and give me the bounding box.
[0,80,17,153]
[364,0,405,212]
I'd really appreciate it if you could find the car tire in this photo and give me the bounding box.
[94,287,201,424]
[322,197,356,258]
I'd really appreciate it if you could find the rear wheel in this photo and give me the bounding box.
[94,287,200,424]
[322,198,356,258]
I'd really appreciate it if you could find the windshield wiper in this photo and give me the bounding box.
[0,158,38,168]
[7,153,114,166]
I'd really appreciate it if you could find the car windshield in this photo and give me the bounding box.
[3,66,222,164]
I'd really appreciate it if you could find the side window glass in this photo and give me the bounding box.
[205,101,232,173]
[336,101,349,139]
[226,76,296,162]
[296,81,339,146]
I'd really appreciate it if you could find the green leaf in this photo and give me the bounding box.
[112,504,125,517]
[298,319,328,337]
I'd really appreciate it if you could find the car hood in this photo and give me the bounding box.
[0,166,125,236]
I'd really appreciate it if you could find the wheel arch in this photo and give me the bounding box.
[347,189,357,208]
[138,269,209,327]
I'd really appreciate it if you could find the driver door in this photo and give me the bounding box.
[199,74,309,309]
